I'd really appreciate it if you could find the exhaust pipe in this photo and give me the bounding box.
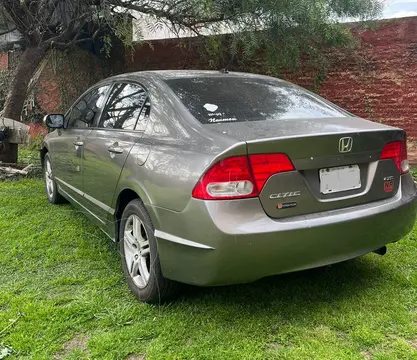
[373,246,387,256]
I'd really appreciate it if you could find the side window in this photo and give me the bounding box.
[99,83,147,130]
[136,97,150,132]
[67,85,109,129]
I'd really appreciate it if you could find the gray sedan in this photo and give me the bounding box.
[41,71,417,303]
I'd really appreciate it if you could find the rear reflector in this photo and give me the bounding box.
[192,153,295,200]
[380,141,409,174]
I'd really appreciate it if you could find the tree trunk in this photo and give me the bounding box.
[1,46,47,164]
[3,46,47,120]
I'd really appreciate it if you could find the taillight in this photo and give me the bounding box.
[192,153,295,200]
[380,141,409,174]
[192,156,257,200]
[249,154,295,191]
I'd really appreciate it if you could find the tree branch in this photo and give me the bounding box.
[44,12,89,45]
[2,0,31,34]
[0,26,17,36]
[50,23,104,50]
[108,0,230,30]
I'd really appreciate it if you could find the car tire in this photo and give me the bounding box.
[43,153,66,204]
[119,199,180,303]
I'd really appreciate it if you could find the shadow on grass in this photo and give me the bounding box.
[46,203,394,323]
[163,255,391,323]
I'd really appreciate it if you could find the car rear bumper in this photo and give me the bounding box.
[153,175,417,286]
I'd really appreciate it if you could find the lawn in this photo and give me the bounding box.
[0,179,416,360]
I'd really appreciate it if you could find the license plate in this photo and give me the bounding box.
[319,165,361,194]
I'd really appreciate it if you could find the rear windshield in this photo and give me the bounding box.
[165,77,347,124]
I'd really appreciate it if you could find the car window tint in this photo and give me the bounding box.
[99,83,147,130]
[68,85,109,129]
[165,77,347,124]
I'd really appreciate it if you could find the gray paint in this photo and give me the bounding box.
[42,70,417,287]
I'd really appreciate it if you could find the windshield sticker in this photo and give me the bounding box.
[203,103,219,112]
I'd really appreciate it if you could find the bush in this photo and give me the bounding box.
[27,123,48,151]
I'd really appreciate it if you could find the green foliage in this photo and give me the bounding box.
[411,167,417,181]
[186,0,382,78]
[27,133,45,152]
[17,146,41,166]
[98,0,383,76]
[177,0,382,85]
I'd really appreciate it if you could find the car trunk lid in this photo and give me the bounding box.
[207,118,406,218]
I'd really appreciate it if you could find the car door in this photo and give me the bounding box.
[82,82,149,224]
[49,85,110,204]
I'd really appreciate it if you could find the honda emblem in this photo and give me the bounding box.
[339,137,353,153]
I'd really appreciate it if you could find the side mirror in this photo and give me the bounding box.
[44,114,64,129]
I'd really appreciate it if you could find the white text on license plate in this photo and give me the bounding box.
[319,165,361,195]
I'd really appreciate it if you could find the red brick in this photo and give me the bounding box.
[0,52,8,69]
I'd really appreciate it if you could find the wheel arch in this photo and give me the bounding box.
[40,145,49,166]
[113,187,159,242]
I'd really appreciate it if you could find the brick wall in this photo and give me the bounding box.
[0,47,123,120]
[127,17,417,163]
[0,52,8,69]
[314,18,417,162]
[35,48,123,114]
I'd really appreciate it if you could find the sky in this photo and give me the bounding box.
[384,0,417,18]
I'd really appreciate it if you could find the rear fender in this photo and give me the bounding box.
[111,171,160,234]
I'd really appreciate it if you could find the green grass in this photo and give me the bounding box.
[17,147,41,166]
[0,180,417,360]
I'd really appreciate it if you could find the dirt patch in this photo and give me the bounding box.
[126,355,146,360]
[361,350,373,359]
[54,334,89,360]
[409,339,417,349]
[267,342,284,350]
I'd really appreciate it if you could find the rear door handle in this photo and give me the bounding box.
[107,146,124,155]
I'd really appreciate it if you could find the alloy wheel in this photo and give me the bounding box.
[123,214,151,288]
[45,159,54,198]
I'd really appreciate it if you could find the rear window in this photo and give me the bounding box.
[165,77,347,124]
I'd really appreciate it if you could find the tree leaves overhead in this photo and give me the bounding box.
[0,0,382,77]
[113,0,382,71]
[0,0,381,58]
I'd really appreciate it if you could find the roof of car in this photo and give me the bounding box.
[146,70,248,80]
[106,70,283,82]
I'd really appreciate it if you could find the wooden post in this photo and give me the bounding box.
[0,141,18,163]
